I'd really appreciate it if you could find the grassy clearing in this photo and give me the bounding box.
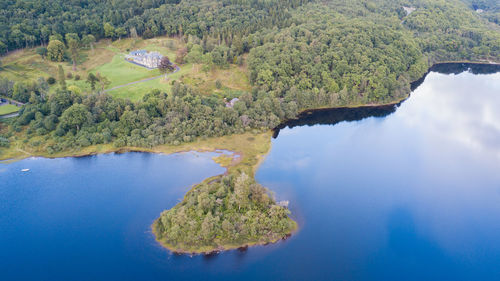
[106,63,192,101]
[91,54,161,88]
[0,37,183,94]
[0,36,251,101]
[0,52,52,81]
[0,104,20,115]
[181,64,251,95]
[0,40,116,83]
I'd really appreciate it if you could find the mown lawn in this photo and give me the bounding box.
[90,54,161,88]
[107,77,168,101]
[107,62,252,101]
[0,104,20,115]
[107,63,192,101]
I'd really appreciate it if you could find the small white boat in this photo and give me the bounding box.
[21,169,29,172]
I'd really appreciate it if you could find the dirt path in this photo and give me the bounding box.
[104,65,180,93]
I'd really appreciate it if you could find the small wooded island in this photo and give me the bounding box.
[153,172,297,253]
[1,0,500,254]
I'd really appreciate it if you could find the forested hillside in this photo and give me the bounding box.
[1,0,499,153]
[0,0,307,54]
[0,0,177,52]
[460,0,500,25]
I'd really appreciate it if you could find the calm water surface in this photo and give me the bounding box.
[1,64,500,280]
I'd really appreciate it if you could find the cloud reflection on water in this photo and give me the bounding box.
[259,68,500,279]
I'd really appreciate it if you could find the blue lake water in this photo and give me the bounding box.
[2,64,500,280]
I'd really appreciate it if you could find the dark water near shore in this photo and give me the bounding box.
[2,64,500,280]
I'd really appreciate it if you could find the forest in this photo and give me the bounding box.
[460,0,500,24]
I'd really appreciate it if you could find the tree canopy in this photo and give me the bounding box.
[153,172,296,252]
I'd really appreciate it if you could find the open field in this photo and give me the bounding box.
[0,104,20,115]
[92,53,161,88]
[106,63,191,101]
[0,36,251,101]
[0,37,181,93]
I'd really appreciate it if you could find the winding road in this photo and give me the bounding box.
[104,65,180,93]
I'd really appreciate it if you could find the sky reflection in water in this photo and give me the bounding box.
[258,69,500,280]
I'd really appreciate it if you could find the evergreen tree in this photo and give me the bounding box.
[57,65,66,91]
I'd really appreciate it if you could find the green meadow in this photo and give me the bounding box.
[91,53,161,88]
[106,63,192,101]
[0,104,20,115]
[1,36,251,102]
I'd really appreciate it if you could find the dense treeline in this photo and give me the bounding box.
[248,11,425,103]
[460,0,500,25]
[248,0,500,102]
[153,172,296,252]
[0,0,175,52]
[0,0,309,54]
[403,0,500,62]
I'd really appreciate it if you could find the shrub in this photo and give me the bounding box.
[35,47,48,59]
[67,85,82,94]
[74,74,80,80]
[47,77,56,84]
[215,79,222,89]
[0,136,9,147]
[67,72,73,79]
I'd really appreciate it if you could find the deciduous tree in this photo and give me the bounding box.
[47,40,65,62]
[65,33,80,70]
[104,23,115,39]
[59,104,92,132]
[158,56,175,76]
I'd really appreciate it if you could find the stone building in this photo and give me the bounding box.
[125,50,163,69]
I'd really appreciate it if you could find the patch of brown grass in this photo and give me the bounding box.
[181,63,251,95]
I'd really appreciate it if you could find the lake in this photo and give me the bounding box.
[2,64,500,280]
